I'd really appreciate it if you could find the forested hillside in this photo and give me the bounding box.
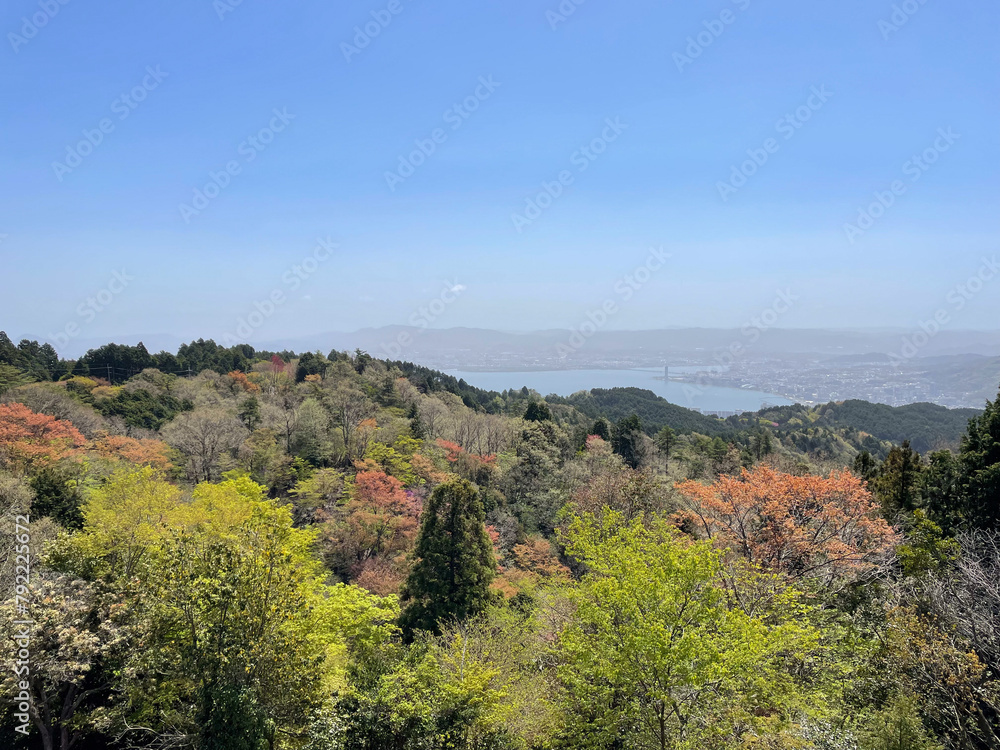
[556,386,733,436]
[815,399,981,452]
[1,333,999,750]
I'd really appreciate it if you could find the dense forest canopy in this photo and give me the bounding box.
[0,332,998,750]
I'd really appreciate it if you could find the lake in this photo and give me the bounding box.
[444,368,794,414]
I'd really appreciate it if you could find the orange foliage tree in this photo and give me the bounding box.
[90,433,173,471]
[410,452,449,486]
[512,536,570,580]
[226,370,260,394]
[675,466,898,586]
[0,403,86,471]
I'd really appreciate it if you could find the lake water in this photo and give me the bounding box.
[445,368,794,414]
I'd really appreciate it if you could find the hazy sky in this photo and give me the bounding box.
[1,0,998,353]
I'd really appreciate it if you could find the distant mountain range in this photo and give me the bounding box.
[32,326,1000,362]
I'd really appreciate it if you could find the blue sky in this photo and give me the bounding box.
[1,0,998,352]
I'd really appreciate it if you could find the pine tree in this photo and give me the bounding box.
[399,479,496,639]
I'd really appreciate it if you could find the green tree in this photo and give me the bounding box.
[291,397,334,466]
[612,413,643,469]
[288,468,345,523]
[920,450,962,534]
[523,400,552,422]
[894,510,959,577]
[320,607,557,750]
[238,395,262,432]
[29,462,86,529]
[407,402,425,439]
[46,469,397,748]
[500,421,570,534]
[957,387,1000,530]
[655,425,676,468]
[399,479,497,639]
[295,351,327,383]
[0,363,32,396]
[861,693,942,750]
[79,342,154,384]
[0,333,60,381]
[590,418,612,442]
[138,526,321,750]
[875,441,924,517]
[559,510,823,750]
[748,427,774,461]
[238,428,292,492]
[98,387,191,430]
[853,450,880,482]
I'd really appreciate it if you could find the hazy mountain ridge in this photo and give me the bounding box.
[26,326,1000,362]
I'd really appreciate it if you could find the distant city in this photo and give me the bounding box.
[429,353,998,410]
[666,358,993,410]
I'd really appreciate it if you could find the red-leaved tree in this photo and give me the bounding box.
[323,470,422,592]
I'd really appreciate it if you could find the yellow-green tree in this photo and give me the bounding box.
[559,510,825,750]
[47,468,397,749]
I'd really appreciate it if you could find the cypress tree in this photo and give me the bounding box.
[399,479,496,639]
